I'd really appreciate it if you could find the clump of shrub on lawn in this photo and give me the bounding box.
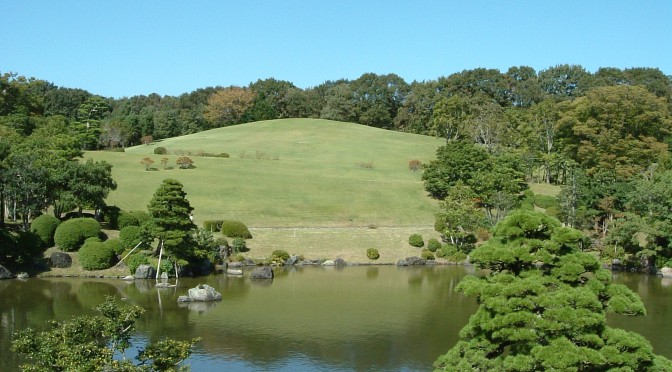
[118,211,150,229]
[30,214,61,248]
[119,225,147,250]
[54,218,102,252]
[437,244,467,262]
[79,240,116,270]
[533,194,559,209]
[408,233,424,248]
[221,220,252,239]
[408,159,422,172]
[421,248,435,261]
[427,238,441,252]
[366,248,380,260]
[269,250,290,264]
[203,220,224,232]
[125,253,150,275]
[104,238,124,255]
[231,238,247,254]
[154,147,167,155]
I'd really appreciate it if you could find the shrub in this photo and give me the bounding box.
[421,249,435,260]
[16,231,45,264]
[437,244,458,259]
[533,195,559,209]
[141,135,153,145]
[231,253,245,262]
[125,253,150,275]
[545,206,560,218]
[475,227,491,242]
[101,206,121,229]
[408,159,422,172]
[427,238,441,252]
[203,220,224,232]
[231,238,247,254]
[119,225,142,250]
[104,238,125,255]
[79,240,116,270]
[30,214,61,248]
[219,153,230,158]
[118,211,150,229]
[366,248,380,260]
[447,251,467,263]
[271,250,290,262]
[54,218,102,252]
[408,234,424,248]
[356,161,374,169]
[140,157,154,171]
[221,220,252,239]
[176,156,194,169]
[154,147,167,155]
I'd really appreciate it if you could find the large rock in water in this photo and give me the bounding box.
[134,264,156,279]
[396,256,426,266]
[187,284,222,301]
[0,264,12,279]
[661,267,672,278]
[50,252,72,268]
[250,266,274,279]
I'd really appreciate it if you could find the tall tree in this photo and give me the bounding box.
[203,87,255,127]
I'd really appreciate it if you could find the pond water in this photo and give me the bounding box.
[1,266,670,371]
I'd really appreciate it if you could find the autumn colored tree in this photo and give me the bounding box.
[203,86,255,127]
[140,157,154,171]
[176,156,194,169]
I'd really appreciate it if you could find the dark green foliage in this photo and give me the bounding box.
[30,214,61,248]
[11,297,198,371]
[126,253,149,275]
[219,152,230,158]
[118,211,150,229]
[15,231,45,265]
[421,249,434,260]
[408,233,424,247]
[146,179,196,261]
[153,146,167,155]
[54,217,101,252]
[202,220,224,232]
[104,238,124,255]
[101,205,121,229]
[427,238,441,252]
[119,225,143,250]
[221,220,252,239]
[79,240,116,270]
[366,248,380,260]
[533,194,559,209]
[231,238,247,254]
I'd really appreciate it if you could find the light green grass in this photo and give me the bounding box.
[529,182,562,197]
[86,119,444,229]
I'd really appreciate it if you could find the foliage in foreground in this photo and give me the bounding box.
[12,297,199,371]
[434,211,672,371]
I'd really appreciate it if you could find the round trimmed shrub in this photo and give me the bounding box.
[119,225,142,249]
[118,211,150,229]
[126,253,149,275]
[271,250,290,261]
[231,238,247,253]
[408,234,424,248]
[30,214,61,248]
[366,248,380,260]
[154,147,167,155]
[221,220,252,239]
[437,244,457,259]
[79,240,116,270]
[421,248,435,260]
[203,220,224,232]
[104,238,124,255]
[54,218,102,252]
[427,238,441,252]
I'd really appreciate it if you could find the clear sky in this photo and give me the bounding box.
[3,1,671,98]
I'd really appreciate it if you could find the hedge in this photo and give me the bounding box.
[79,240,116,270]
[54,218,102,252]
[408,234,424,248]
[30,214,61,248]
[221,220,252,239]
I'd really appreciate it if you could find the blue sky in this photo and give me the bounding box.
[3,1,671,98]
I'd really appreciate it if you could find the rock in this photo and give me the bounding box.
[134,264,156,279]
[396,256,426,266]
[285,255,301,266]
[244,258,257,266]
[0,265,13,279]
[187,284,222,301]
[160,271,169,280]
[122,275,135,281]
[299,259,321,266]
[177,295,191,303]
[227,269,243,275]
[228,262,244,268]
[50,252,72,268]
[322,260,335,266]
[250,266,274,279]
[660,267,672,278]
[333,258,346,266]
[16,272,29,279]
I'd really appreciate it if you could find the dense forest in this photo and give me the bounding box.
[1,65,672,271]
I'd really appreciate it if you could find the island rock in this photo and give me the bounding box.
[250,266,274,279]
[188,284,222,301]
[396,256,426,266]
[661,267,672,278]
[134,264,156,279]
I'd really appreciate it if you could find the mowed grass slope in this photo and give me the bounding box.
[84,119,445,261]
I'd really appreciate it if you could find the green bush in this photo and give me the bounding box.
[54,218,102,252]
[215,237,229,248]
[447,251,467,262]
[203,220,224,232]
[231,238,247,253]
[125,253,149,275]
[101,206,121,229]
[118,211,150,229]
[271,250,290,262]
[437,244,458,259]
[408,234,424,247]
[16,231,45,264]
[219,153,230,158]
[154,147,167,155]
[104,238,125,255]
[545,206,560,218]
[30,214,61,248]
[421,249,435,260]
[79,240,116,270]
[533,195,559,209]
[221,220,252,239]
[119,226,142,249]
[366,248,380,260]
[427,238,441,252]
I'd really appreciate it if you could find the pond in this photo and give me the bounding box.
[1,266,670,371]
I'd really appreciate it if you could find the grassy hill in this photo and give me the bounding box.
[84,119,446,262]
